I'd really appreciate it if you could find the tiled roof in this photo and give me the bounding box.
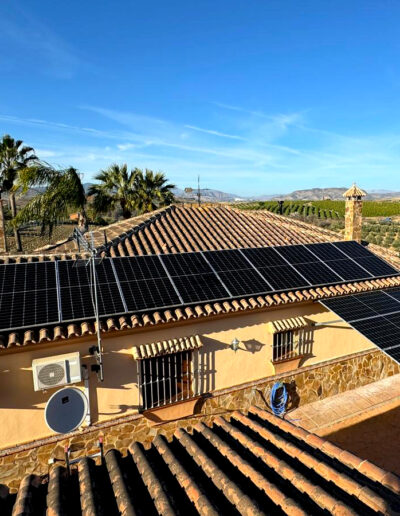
[344,183,367,198]
[25,204,338,258]
[1,204,400,350]
[132,334,203,360]
[3,407,400,515]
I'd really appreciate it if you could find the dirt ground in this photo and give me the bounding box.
[326,406,400,476]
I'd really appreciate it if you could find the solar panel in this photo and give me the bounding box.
[161,252,212,276]
[113,255,167,282]
[321,289,400,364]
[0,262,59,331]
[172,273,229,303]
[112,255,181,312]
[355,256,399,277]
[304,243,347,261]
[274,244,319,264]
[321,259,372,281]
[333,240,372,258]
[258,265,311,290]
[241,247,287,267]
[385,287,400,301]
[58,259,126,320]
[295,262,343,285]
[351,317,400,350]
[356,291,400,315]
[219,268,271,296]
[0,239,399,333]
[205,249,252,272]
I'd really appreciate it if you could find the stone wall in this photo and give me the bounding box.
[344,197,363,242]
[1,349,399,492]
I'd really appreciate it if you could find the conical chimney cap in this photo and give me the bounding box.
[343,183,366,198]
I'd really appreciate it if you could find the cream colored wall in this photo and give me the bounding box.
[0,302,374,449]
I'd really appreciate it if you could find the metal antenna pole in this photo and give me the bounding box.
[197,175,201,206]
[90,232,104,382]
[72,228,104,382]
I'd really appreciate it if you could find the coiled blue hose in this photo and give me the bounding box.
[270,382,288,417]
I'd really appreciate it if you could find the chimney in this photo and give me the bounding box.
[343,183,366,243]
[0,200,7,253]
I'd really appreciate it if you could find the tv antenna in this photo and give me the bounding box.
[72,228,104,382]
[197,175,201,206]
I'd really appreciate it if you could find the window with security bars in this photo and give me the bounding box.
[272,328,313,362]
[138,351,193,410]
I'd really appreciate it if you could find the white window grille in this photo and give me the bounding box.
[138,350,195,410]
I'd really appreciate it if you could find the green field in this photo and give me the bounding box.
[239,200,400,252]
[239,200,400,218]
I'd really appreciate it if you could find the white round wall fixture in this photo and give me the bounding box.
[44,387,88,434]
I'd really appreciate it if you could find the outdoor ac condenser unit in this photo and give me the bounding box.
[32,352,82,391]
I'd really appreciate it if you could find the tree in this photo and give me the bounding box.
[88,164,139,219]
[14,166,87,237]
[135,169,175,213]
[0,134,38,251]
[88,164,175,218]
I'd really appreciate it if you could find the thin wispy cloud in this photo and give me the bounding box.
[3,101,400,194]
[184,125,246,141]
[0,3,85,79]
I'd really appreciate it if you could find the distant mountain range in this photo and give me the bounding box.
[175,187,400,202]
[12,185,400,207]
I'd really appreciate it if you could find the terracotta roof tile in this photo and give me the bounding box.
[4,407,400,515]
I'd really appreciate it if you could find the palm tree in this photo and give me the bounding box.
[14,166,87,237]
[88,164,175,218]
[0,134,38,251]
[135,169,175,213]
[88,164,139,219]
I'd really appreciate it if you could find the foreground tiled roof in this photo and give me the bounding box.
[1,204,400,350]
[3,407,400,515]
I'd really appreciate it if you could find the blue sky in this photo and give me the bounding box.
[1,0,400,196]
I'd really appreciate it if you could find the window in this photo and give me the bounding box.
[272,328,313,362]
[273,330,295,362]
[138,351,193,410]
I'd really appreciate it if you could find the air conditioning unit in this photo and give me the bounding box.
[32,352,82,391]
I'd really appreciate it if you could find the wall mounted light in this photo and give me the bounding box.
[230,337,240,352]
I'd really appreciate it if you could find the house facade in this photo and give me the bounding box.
[1,188,400,488]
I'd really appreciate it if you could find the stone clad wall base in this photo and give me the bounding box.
[1,349,398,491]
[344,199,363,242]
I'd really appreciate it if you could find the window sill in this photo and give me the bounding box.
[142,395,203,424]
[271,354,309,374]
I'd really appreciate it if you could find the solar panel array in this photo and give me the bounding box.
[0,240,398,332]
[321,288,400,362]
